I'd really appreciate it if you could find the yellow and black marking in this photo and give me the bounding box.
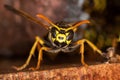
[5,4,103,70]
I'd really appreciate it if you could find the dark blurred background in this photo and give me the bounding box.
[0,0,120,74]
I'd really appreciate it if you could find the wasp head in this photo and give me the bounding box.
[49,22,74,47]
[37,14,90,47]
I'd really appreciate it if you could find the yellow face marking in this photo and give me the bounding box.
[52,37,56,42]
[65,32,69,36]
[56,34,66,43]
[66,40,71,45]
[56,30,59,34]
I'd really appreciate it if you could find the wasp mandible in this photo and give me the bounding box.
[4,5,103,70]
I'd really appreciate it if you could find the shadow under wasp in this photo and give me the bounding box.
[4,4,103,70]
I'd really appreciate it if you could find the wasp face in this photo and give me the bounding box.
[50,24,74,48]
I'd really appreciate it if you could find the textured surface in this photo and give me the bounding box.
[0,63,120,80]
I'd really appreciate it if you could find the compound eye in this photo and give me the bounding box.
[66,30,74,40]
[51,27,59,38]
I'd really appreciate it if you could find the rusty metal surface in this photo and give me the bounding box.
[0,63,120,80]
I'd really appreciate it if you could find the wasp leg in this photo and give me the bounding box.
[76,39,102,67]
[32,37,50,70]
[13,36,47,71]
[29,46,50,70]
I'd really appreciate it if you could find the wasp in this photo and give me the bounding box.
[4,5,103,70]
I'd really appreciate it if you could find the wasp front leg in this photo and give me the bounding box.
[29,46,50,70]
[13,36,50,71]
[75,39,102,66]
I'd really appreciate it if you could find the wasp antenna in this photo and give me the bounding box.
[73,20,90,28]
[4,4,49,29]
[37,14,59,29]
[70,20,90,30]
